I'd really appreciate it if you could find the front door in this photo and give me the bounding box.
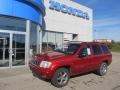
[72,45,92,75]
[0,32,10,67]
[0,31,26,68]
[12,33,25,66]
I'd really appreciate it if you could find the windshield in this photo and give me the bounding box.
[54,44,80,55]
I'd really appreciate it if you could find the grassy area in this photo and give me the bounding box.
[108,43,120,52]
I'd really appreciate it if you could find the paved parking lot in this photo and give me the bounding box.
[0,52,120,90]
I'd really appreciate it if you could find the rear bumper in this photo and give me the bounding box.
[29,62,53,79]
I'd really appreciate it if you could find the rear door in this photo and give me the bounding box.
[90,44,103,70]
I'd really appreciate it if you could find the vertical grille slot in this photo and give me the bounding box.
[31,59,40,66]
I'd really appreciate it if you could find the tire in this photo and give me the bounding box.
[32,71,37,77]
[96,62,108,76]
[51,68,70,88]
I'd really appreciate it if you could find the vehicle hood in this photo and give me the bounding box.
[33,51,65,61]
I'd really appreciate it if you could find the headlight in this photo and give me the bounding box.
[40,61,52,68]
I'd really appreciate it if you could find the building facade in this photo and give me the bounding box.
[42,0,93,51]
[0,0,45,68]
[0,0,93,68]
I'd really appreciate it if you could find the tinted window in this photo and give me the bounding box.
[92,45,102,55]
[64,44,80,54]
[101,45,110,54]
[79,46,91,56]
[0,16,26,32]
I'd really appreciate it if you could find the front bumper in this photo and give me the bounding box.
[29,62,53,79]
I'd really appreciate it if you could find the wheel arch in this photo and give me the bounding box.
[102,60,109,65]
[55,65,71,75]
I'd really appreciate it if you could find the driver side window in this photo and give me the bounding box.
[79,46,91,56]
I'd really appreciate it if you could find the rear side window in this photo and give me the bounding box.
[101,45,110,54]
[92,45,102,55]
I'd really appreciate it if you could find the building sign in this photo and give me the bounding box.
[49,0,89,20]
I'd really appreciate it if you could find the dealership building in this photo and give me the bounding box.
[0,0,93,68]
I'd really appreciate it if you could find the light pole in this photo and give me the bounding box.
[94,29,97,41]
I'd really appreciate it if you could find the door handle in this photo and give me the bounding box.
[8,49,11,54]
[8,49,14,56]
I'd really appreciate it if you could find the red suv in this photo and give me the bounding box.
[29,42,112,87]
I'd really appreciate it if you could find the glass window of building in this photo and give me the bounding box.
[0,16,26,31]
[30,22,38,55]
[0,33,10,67]
[42,31,63,52]
[56,33,63,49]
[48,32,56,50]
[42,31,48,52]
[12,34,25,66]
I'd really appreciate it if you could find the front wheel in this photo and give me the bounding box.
[96,62,108,76]
[51,68,70,88]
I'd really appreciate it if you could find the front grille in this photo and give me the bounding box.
[31,59,40,66]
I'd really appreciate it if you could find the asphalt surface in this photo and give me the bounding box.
[0,52,120,90]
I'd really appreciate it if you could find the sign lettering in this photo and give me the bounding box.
[49,0,89,20]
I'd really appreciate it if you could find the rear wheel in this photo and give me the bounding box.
[96,62,108,76]
[51,68,70,88]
